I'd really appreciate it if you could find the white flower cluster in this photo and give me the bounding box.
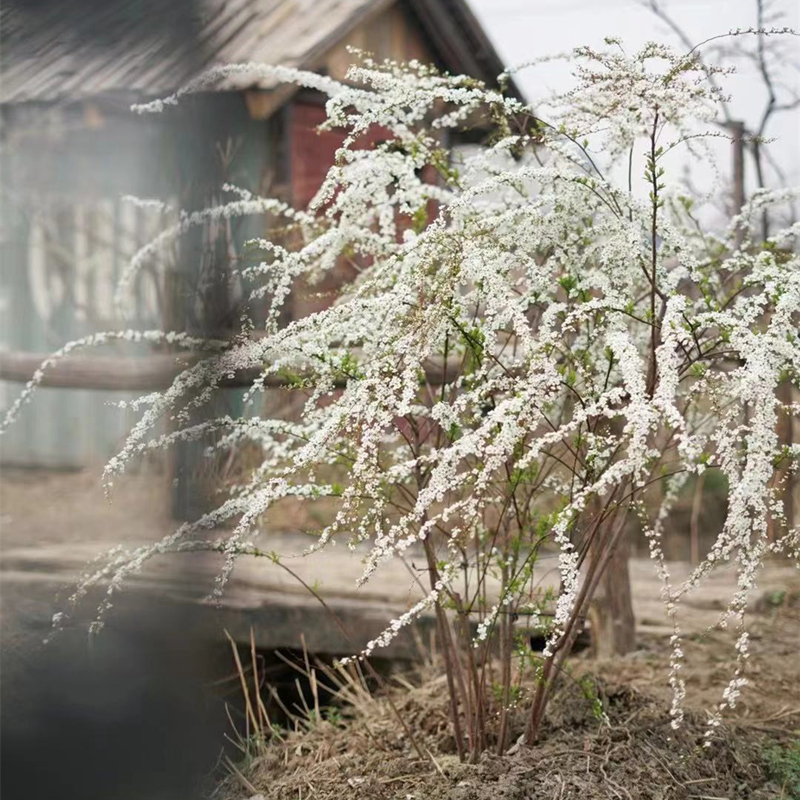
[6,39,798,739]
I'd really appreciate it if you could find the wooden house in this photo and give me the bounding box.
[0,0,516,467]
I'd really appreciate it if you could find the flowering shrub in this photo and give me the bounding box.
[3,32,799,759]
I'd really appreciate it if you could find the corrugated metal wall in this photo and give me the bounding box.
[0,94,271,469]
[0,195,170,467]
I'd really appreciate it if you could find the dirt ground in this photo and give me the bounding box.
[2,466,797,632]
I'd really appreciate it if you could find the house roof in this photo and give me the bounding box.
[0,0,521,105]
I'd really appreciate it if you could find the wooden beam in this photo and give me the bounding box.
[0,350,204,391]
[0,349,460,391]
[244,87,295,121]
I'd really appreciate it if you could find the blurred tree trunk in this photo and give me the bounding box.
[590,528,636,657]
[585,490,636,658]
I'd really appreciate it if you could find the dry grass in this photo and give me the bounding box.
[213,599,800,800]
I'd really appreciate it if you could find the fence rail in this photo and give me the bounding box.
[0,349,458,391]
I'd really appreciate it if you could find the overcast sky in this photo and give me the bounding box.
[467,0,800,203]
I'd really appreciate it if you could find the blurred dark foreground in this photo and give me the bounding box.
[1,597,227,800]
